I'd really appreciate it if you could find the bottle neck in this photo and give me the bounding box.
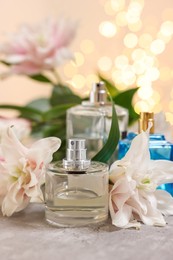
[138,112,154,134]
[81,100,111,107]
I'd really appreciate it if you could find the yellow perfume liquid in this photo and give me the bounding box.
[45,139,109,227]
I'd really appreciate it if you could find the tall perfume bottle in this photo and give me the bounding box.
[45,138,109,227]
[66,82,128,158]
[118,112,173,195]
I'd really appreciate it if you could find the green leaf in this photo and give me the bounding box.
[53,84,74,94]
[0,60,52,83]
[32,120,65,136]
[43,103,75,120]
[26,98,51,112]
[0,61,52,84]
[98,74,139,126]
[92,101,120,163]
[113,87,139,125]
[41,124,65,138]
[29,74,52,83]
[50,84,82,106]
[0,104,43,121]
[98,74,120,97]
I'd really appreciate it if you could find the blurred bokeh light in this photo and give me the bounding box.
[1,0,173,124]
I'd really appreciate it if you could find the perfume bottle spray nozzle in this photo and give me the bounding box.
[63,139,90,171]
[90,81,107,103]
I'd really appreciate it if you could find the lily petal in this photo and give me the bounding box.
[1,126,27,164]
[155,189,173,215]
[121,130,150,170]
[2,182,30,216]
[27,137,61,167]
[109,193,132,228]
[149,160,173,185]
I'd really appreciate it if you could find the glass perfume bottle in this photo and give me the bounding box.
[118,112,173,195]
[66,82,128,158]
[45,138,109,227]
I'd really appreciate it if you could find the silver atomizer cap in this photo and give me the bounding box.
[63,139,90,172]
[89,81,107,103]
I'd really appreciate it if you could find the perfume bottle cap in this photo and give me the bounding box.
[63,138,90,172]
[138,112,154,133]
[89,81,108,104]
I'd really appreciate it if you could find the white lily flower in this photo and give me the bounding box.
[0,126,61,216]
[109,129,173,228]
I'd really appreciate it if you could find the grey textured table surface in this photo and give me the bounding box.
[0,203,173,260]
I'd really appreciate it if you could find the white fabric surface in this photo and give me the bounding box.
[0,203,172,260]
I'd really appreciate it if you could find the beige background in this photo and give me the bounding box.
[0,0,173,121]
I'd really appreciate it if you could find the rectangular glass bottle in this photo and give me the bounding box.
[118,112,173,195]
[66,82,128,158]
[45,139,109,227]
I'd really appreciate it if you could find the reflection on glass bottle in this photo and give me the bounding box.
[45,138,109,227]
[66,82,128,158]
[118,112,173,196]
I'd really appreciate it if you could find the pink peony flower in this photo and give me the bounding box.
[109,129,173,229]
[0,126,61,216]
[0,18,77,75]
